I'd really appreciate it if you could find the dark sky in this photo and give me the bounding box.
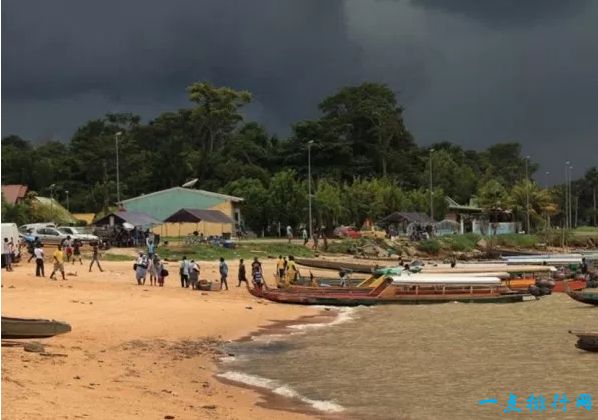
[2,0,597,184]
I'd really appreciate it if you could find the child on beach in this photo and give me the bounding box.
[237,259,248,287]
[72,239,83,265]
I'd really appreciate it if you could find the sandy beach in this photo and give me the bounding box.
[1,256,324,419]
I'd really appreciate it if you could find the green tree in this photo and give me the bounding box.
[478,179,510,222]
[222,178,270,235]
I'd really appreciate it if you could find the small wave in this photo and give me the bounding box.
[218,371,344,413]
[287,307,359,331]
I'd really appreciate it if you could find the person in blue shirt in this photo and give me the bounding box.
[147,240,156,259]
[219,257,229,290]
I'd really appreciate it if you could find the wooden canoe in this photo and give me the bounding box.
[552,278,586,293]
[569,330,598,352]
[566,289,598,306]
[1,316,72,339]
[247,279,533,306]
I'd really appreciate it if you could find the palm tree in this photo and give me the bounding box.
[510,180,556,232]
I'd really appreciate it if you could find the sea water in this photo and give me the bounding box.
[220,295,597,419]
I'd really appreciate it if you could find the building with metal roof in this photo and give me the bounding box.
[120,187,243,237]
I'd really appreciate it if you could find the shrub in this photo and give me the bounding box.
[417,239,441,255]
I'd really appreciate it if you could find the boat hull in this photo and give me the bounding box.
[294,258,379,273]
[569,331,598,352]
[566,289,598,306]
[1,316,72,339]
[553,279,586,293]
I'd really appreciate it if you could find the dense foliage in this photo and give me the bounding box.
[2,82,597,233]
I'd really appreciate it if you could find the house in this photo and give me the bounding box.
[379,212,435,236]
[445,196,520,235]
[119,187,243,237]
[1,184,28,205]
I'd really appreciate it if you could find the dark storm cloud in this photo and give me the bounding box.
[2,0,363,135]
[2,0,598,182]
[410,0,592,27]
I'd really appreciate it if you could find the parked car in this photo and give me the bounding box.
[333,226,361,239]
[28,227,68,245]
[57,226,99,243]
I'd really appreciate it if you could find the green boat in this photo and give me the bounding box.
[565,289,598,306]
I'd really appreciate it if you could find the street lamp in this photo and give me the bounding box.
[569,165,574,228]
[307,140,315,240]
[565,161,571,229]
[525,155,530,233]
[115,131,123,205]
[49,184,56,223]
[65,190,70,212]
[429,149,434,221]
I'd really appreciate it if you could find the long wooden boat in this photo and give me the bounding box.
[294,258,383,273]
[553,278,586,293]
[566,289,598,306]
[247,278,533,306]
[1,316,72,339]
[569,330,598,352]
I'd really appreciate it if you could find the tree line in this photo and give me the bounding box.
[2,82,597,233]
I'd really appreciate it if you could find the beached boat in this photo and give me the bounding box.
[294,258,384,273]
[552,278,586,293]
[565,288,598,306]
[248,278,533,306]
[1,316,72,339]
[569,330,598,352]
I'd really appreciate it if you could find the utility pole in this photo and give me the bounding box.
[565,161,571,229]
[65,190,70,212]
[569,165,573,229]
[525,155,530,233]
[307,140,314,240]
[115,131,123,205]
[103,160,109,212]
[429,149,434,221]
[49,184,56,223]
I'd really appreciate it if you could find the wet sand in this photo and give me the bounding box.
[1,257,322,419]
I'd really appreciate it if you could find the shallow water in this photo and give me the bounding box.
[222,294,597,419]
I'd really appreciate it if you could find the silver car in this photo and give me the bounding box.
[57,226,99,243]
[30,227,68,245]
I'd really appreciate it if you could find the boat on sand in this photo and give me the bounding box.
[565,288,598,306]
[569,330,598,352]
[1,316,72,339]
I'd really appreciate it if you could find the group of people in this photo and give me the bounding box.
[275,255,300,285]
[134,251,167,287]
[285,225,328,250]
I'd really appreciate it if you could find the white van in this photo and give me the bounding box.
[1,223,21,264]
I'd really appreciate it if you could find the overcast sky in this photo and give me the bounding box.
[2,0,597,184]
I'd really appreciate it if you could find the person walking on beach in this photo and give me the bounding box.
[49,245,66,280]
[135,252,149,285]
[237,259,248,287]
[147,240,156,260]
[179,256,190,288]
[34,243,45,277]
[312,229,319,250]
[286,225,293,243]
[3,238,13,271]
[189,259,200,289]
[63,236,73,263]
[89,242,103,272]
[286,255,299,283]
[276,255,285,282]
[251,257,263,283]
[219,257,229,290]
[302,227,308,245]
[72,239,83,265]
[156,257,166,287]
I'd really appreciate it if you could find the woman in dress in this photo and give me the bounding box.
[135,252,148,285]
[189,259,200,290]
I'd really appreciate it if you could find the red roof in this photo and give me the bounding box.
[1,184,28,204]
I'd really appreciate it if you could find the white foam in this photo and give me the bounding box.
[218,371,344,413]
[287,307,359,331]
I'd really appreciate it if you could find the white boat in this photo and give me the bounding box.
[389,274,502,285]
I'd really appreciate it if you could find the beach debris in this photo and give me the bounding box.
[66,271,78,276]
[164,416,175,419]
[24,342,45,353]
[74,375,81,380]
[245,306,253,310]
[202,405,217,410]
[161,389,173,394]
[9,285,15,289]
[40,353,68,357]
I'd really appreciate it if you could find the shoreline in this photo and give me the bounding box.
[215,308,361,420]
[1,259,323,419]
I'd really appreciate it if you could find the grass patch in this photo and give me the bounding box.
[153,242,314,261]
[490,234,539,248]
[102,253,135,261]
[438,233,481,252]
[416,239,441,255]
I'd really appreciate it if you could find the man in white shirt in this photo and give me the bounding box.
[180,256,190,288]
[34,243,45,277]
[2,238,13,271]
